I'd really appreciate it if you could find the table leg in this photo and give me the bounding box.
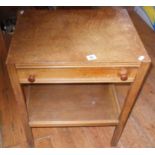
[111,62,151,146]
[7,64,34,147]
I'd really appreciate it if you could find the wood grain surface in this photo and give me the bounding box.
[17,67,137,83]
[0,8,154,147]
[7,8,150,67]
[25,84,120,127]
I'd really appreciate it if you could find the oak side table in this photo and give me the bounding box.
[6,8,151,147]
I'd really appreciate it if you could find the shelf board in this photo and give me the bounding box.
[25,84,120,127]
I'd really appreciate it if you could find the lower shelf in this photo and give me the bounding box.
[25,84,120,127]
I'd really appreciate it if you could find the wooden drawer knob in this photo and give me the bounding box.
[119,68,128,81]
[28,75,35,83]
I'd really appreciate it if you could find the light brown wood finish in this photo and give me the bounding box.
[1,30,28,147]
[111,62,151,146]
[1,8,154,147]
[0,30,19,147]
[7,8,150,67]
[0,31,4,148]
[25,84,120,127]
[18,67,137,83]
[6,65,34,147]
[1,30,32,147]
[6,8,151,147]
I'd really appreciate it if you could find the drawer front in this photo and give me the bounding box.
[17,67,138,83]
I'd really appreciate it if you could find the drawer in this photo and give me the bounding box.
[17,67,138,83]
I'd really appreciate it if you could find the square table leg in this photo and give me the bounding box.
[7,64,34,147]
[111,61,151,146]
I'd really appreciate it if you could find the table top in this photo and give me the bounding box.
[7,8,151,67]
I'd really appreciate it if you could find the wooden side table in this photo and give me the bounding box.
[6,8,151,147]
